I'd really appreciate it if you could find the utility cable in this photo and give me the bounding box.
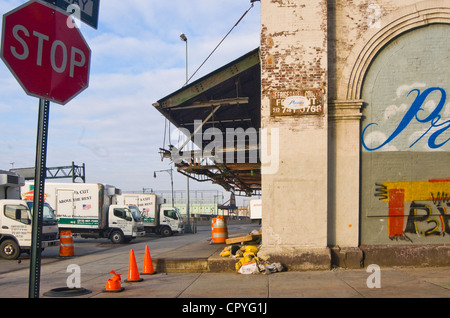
[183,1,257,86]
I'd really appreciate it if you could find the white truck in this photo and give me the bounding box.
[249,199,262,220]
[116,193,184,236]
[22,182,145,244]
[0,170,59,260]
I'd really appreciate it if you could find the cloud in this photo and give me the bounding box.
[394,83,426,100]
[0,0,260,194]
[383,103,407,120]
[363,131,398,151]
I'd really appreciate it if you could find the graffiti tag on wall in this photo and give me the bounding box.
[362,87,449,151]
[375,179,450,241]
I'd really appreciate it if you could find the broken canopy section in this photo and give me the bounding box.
[153,48,261,196]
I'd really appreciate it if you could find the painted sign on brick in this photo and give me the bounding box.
[270,89,323,116]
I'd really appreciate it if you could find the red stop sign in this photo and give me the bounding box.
[1,1,91,105]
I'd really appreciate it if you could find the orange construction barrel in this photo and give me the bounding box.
[59,230,74,257]
[211,216,228,243]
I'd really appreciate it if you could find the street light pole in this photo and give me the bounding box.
[180,33,191,233]
[180,33,188,84]
[153,168,174,207]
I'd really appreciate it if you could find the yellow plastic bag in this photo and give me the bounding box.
[220,246,231,257]
[244,245,258,254]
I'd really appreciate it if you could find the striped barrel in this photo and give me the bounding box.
[211,216,228,243]
[59,230,74,257]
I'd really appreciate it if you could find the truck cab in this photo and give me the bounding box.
[127,204,145,233]
[108,205,146,243]
[0,170,59,260]
[26,201,59,227]
[0,200,59,259]
[159,207,184,236]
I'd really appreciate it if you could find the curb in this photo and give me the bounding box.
[151,253,237,273]
[151,244,450,273]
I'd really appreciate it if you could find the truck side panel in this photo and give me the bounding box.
[24,182,105,230]
[117,193,157,226]
[250,199,262,220]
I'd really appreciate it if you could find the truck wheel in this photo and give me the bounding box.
[160,226,172,237]
[0,239,21,260]
[110,230,125,244]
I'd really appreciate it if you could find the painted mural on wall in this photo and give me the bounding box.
[362,86,448,152]
[360,24,450,244]
[374,179,450,242]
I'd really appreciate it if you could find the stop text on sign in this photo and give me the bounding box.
[11,25,86,78]
[1,0,91,105]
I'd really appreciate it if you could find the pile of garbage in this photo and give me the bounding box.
[219,230,284,275]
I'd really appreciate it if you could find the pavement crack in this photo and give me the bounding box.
[334,270,367,298]
[175,272,203,298]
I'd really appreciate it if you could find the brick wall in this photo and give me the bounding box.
[260,0,329,260]
[259,0,450,262]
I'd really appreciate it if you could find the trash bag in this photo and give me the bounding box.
[236,257,285,275]
[230,245,241,255]
[235,255,253,270]
[220,246,231,257]
[264,262,284,274]
[237,260,260,274]
[244,245,258,254]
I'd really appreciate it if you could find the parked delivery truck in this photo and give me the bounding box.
[0,170,59,260]
[250,199,262,220]
[116,193,184,236]
[22,182,145,244]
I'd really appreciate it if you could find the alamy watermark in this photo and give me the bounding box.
[171,120,280,175]
[64,263,381,290]
[66,264,81,288]
[367,4,382,29]
[66,4,82,29]
[366,264,381,288]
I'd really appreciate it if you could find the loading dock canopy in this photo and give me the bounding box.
[153,48,261,196]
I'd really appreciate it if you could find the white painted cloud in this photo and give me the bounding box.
[363,131,398,151]
[383,103,407,120]
[394,83,426,100]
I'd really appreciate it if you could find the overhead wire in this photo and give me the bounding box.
[183,1,257,86]
[162,1,258,160]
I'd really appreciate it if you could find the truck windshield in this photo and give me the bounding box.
[175,208,182,220]
[26,202,57,221]
[128,205,142,222]
[164,209,180,220]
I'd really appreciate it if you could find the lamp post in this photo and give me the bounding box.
[180,32,191,233]
[153,168,174,207]
[180,33,188,84]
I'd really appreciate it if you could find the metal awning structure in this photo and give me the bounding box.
[11,162,86,183]
[153,48,261,196]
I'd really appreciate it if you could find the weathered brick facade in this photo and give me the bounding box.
[260,0,450,269]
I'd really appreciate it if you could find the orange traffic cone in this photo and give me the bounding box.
[103,270,124,292]
[124,249,143,282]
[141,245,156,275]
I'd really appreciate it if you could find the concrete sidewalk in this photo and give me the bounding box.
[0,223,449,299]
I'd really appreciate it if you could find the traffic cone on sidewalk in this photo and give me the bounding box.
[124,249,143,282]
[141,245,156,275]
[103,270,124,292]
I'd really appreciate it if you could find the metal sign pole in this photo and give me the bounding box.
[29,98,50,298]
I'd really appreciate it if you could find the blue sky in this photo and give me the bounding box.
[0,0,261,199]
